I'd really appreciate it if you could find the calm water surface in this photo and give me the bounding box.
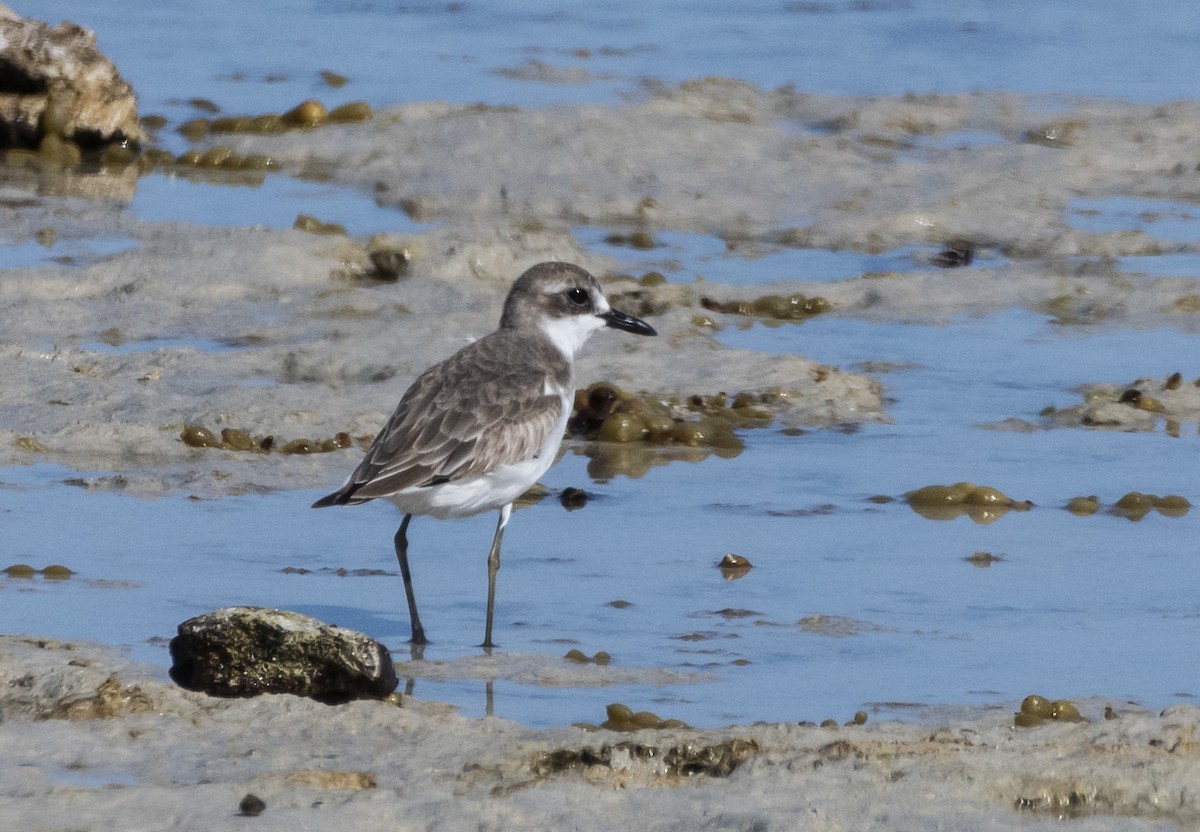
[3,1,1199,726]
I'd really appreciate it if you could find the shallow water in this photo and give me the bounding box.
[4,2,1200,728]
[42,0,1200,116]
[5,308,1199,727]
[576,227,946,285]
[131,171,421,235]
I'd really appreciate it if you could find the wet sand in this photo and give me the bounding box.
[4,83,1200,496]
[1,637,1196,831]
[4,82,1200,828]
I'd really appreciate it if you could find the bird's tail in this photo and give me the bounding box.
[310,491,346,508]
[311,484,369,508]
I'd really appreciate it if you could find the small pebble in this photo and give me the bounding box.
[238,793,266,817]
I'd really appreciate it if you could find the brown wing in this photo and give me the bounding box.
[313,330,569,506]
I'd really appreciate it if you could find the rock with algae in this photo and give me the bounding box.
[530,736,760,780]
[168,606,397,702]
[1044,373,1200,431]
[0,6,140,149]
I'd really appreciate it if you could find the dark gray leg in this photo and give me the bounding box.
[393,514,427,645]
[482,503,512,649]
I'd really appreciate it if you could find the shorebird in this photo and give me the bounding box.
[312,262,656,648]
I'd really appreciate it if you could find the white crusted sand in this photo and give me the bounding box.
[1,637,1196,832]
[0,212,882,497]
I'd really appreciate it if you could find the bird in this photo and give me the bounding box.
[312,262,657,648]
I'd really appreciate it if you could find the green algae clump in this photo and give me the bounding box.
[1112,492,1192,520]
[280,99,328,128]
[328,101,373,124]
[563,649,612,665]
[701,293,832,322]
[1014,694,1085,728]
[180,424,220,448]
[905,482,1031,524]
[293,214,347,235]
[1066,495,1101,516]
[570,382,756,457]
[180,424,354,455]
[600,702,689,731]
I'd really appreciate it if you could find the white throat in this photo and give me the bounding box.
[538,313,607,359]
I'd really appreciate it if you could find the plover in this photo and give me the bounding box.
[312,262,656,648]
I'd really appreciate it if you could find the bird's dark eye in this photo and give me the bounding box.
[565,287,589,306]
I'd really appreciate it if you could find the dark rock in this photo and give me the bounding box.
[930,240,975,268]
[168,607,397,702]
[0,5,140,148]
[238,793,267,817]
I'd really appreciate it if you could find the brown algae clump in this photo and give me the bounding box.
[905,482,1031,524]
[280,99,328,128]
[563,649,611,665]
[603,230,657,250]
[13,436,48,453]
[180,424,220,448]
[366,243,413,281]
[1113,491,1154,519]
[293,214,347,235]
[1014,694,1085,728]
[701,293,832,322]
[531,738,758,780]
[1118,389,1165,413]
[600,703,688,731]
[1066,496,1101,516]
[964,551,1003,567]
[718,553,752,580]
[327,101,373,124]
[180,424,353,455]
[1154,494,1192,517]
[320,70,350,88]
[1111,492,1191,520]
[559,487,587,510]
[570,382,762,454]
[193,98,368,138]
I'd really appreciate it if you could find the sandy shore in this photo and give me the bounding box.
[4,80,1200,829]
[1,636,1196,831]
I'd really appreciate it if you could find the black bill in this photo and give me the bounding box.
[600,308,657,336]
